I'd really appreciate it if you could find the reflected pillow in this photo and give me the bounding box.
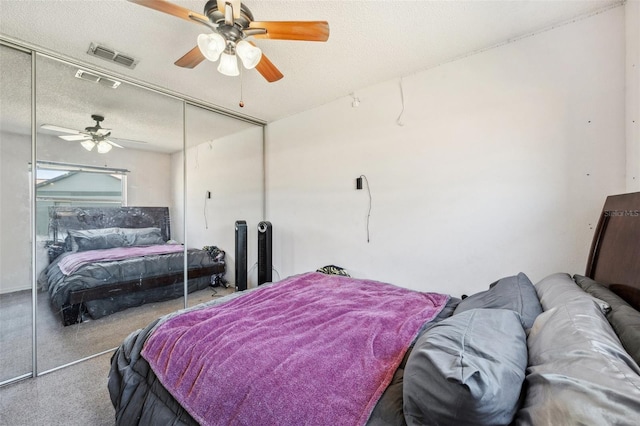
[403,309,527,426]
[119,227,164,247]
[453,273,542,329]
[68,227,125,251]
[68,227,164,251]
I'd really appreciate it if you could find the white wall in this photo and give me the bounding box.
[265,7,626,297]
[0,132,174,293]
[174,126,264,287]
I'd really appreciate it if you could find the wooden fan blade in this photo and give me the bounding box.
[59,134,91,142]
[175,46,206,68]
[254,51,284,82]
[249,21,329,41]
[40,124,81,134]
[127,0,208,24]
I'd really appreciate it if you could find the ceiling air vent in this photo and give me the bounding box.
[87,42,138,69]
[75,70,121,89]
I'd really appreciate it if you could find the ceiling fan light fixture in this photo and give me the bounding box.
[217,52,240,76]
[236,40,262,69]
[81,140,96,151]
[197,33,226,62]
[96,140,113,154]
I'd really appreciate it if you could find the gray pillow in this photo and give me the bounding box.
[574,274,640,366]
[534,272,610,314]
[516,299,640,425]
[403,309,527,426]
[453,273,542,329]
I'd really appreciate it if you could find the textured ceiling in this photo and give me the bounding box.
[0,0,624,127]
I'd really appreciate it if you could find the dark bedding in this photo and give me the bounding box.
[39,246,223,320]
[109,276,458,426]
[108,272,640,426]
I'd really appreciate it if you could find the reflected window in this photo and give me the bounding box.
[35,161,128,237]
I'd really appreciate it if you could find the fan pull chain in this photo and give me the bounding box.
[239,66,245,108]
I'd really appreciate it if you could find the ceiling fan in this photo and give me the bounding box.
[128,0,330,82]
[41,115,129,154]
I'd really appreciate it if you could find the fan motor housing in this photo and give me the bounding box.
[204,0,254,27]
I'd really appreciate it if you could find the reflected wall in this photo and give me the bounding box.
[184,105,264,307]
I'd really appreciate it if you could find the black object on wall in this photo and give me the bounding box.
[257,221,272,285]
[235,220,248,291]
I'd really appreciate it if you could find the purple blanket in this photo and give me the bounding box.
[57,244,184,275]
[141,272,449,425]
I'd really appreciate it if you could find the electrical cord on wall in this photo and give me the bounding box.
[359,174,372,243]
[204,191,208,230]
[396,77,406,126]
[245,263,281,285]
[272,267,281,282]
[248,261,258,276]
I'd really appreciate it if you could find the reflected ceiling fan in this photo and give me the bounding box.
[128,0,330,82]
[41,115,134,154]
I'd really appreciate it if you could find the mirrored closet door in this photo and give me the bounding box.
[0,44,33,384]
[184,104,264,307]
[0,42,266,381]
[34,54,187,373]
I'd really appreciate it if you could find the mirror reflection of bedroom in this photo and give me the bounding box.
[1,47,264,382]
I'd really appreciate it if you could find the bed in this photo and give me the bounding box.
[108,192,640,425]
[39,207,226,326]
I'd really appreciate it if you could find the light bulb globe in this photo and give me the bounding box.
[81,140,95,151]
[96,141,113,154]
[197,33,226,62]
[236,40,262,70]
[217,52,240,76]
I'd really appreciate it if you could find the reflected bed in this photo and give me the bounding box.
[38,207,225,326]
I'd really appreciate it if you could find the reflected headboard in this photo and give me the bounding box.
[586,191,640,310]
[49,206,171,243]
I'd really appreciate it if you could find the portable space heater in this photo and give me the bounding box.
[235,220,247,291]
[257,221,272,285]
